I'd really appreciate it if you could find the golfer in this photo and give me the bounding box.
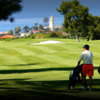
[77,44,94,91]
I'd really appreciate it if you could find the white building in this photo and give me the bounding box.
[49,16,55,31]
[55,25,62,29]
[20,32,30,38]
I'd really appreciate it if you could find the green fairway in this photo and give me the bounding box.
[0,38,100,99]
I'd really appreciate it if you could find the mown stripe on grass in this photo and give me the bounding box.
[31,46,57,53]
[10,47,55,65]
[45,44,68,51]
[11,46,72,66]
[0,54,26,66]
[11,45,78,66]
[0,47,22,56]
[21,46,48,54]
[37,54,75,66]
[12,47,36,56]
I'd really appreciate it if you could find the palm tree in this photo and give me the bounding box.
[43,17,49,27]
[23,25,29,32]
[34,23,38,27]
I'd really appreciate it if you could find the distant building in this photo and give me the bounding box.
[0,31,8,36]
[55,25,62,29]
[44,16,63,32]
[0,31,8,34]
[20,32,30,38]
[33,30,40,34]
[49,16,55,31]
[44,27,49,29]
[0,35,16,39]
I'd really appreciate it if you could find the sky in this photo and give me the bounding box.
[0,0,100,32]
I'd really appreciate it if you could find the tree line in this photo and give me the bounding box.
[8,17,49,35]
[57,0,100,41]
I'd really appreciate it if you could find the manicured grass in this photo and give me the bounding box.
[0,38,100,99]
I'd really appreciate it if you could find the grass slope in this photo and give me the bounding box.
[0,38,100,100]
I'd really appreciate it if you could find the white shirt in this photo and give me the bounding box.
[79,50,93,64]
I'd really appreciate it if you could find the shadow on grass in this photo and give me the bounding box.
[0,63,40,67]
[0,67,73,74]
[0,64,99,99]
[0,79,100,100]
[0,66,99,74]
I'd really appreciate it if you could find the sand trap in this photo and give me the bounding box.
[33,40,62,44]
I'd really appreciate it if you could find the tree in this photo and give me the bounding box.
[43,17,49,27]
[32,26,38,30]
[14,28,18,34]
[14,26,21,34]
[57,0,89,42]
[17,26,21,33]
[34,23,38,27]
[88,15,100,40]
[29,27,33,31]
[0,0,22,22]
[8,29,13,35]
[29,30,33,36]
[38,24,44,30]
[49,32,57,38]
[32,23,38,30]
[23,25,29,32]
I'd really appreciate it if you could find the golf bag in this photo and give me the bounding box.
[68,64,83,89]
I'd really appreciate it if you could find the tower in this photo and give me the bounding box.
[49,16,55,31]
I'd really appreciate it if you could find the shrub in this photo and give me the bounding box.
[30,34,35,39]
[55,32,61,38]
[49,32,58,38]
[56,32,67,38]
[30,33,48,39]
[3,38,14,41]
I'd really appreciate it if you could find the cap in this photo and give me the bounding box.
[83,45,89,50]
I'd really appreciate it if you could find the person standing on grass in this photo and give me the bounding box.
[77,44,94,91]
